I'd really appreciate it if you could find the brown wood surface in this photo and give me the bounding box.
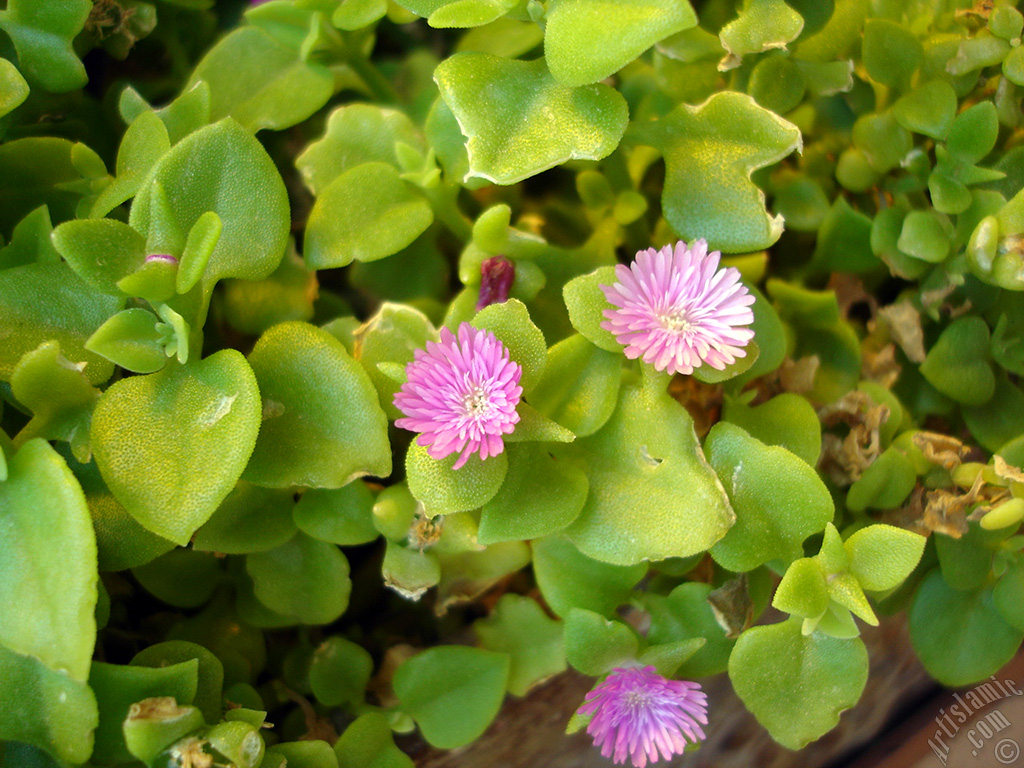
[405,617,936,768]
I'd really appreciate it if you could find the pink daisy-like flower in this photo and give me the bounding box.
[600,239,755,375]
[394,322,522,470]
[578,666,708,768]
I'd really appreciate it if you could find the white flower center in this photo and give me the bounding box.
[462,387,492,417]
[658,308,693,334]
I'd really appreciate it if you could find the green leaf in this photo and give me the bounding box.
[177,211,222,294]
[85,308,166,374]
[749,54,806,115]
[729,618,868,750]
[186,26,334,132]
[194,482,298,554]
[91,350,261,545]
[532,535,646,618]
[0,0,91,92]
[994,562,1024,630]
[294,482,378,546]
[722,393,821,466]
[355,303,437,419]
[296,105,424,196]
[119,80,212,146]
[91,111,171,218]
[646,92,802,253]
[846,447,917,511]
[246,533,351,625]
[89,660,198,765]
[897,210,950,263]
[434,53,628,184]
[893,79,957,140]
[0,205,60,270]
[528,334,621,438]
[334,713,414,768]
[910,570,1024,686]
[266,740,335,768]
[861,19,921,89]
[10,341,100,461]
[0,57,29,119]
[504,401,575,444]
[544,0,697,86]
[478,442,588,544]
[0,262,121,384]
[123,700,205,765]
[52,218,147,295]
[393,646,509,749]
[562,266,621,354]
[304,162,433,270]
[564,608,638,675]
[844,524,925,592]
[566,385,734,565]
[131,641,224,725]
[474,595,566,696]
[382,540,440,600]
[773,557,829,619]
[406,440,508,518]
[0,645,98,765]
[0,439,97,681]
[471,298,547,393]
[719,0,803,64]
[244,322,391,488]
[947,101,1000,165]
[707,422,833,571]
[920,317,995,406]
[132,548,222,609]
[645,582,734,677]
[129,118,290,285]
[309,636,373,708]
[0,138,86,234]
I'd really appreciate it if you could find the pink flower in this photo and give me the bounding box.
[394,323,522,469]
[600,240,755,375]
[578,666,708,768]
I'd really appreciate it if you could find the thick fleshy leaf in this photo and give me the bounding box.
[91,350,261,545]
[920,317,995,406]
[566,385,734,565]
[0,439,97,681]
[532,535,646,618]
[10,341,100,461]
[406,442,508,515]
[0,0,91,92]
[295,105,424,195]
[722,393,821,466]
[844,524,925,592]
[293,482,378,546]
[645,92,802,253]
[719,0,803,64]
[0,645,98,765]
[131,641,224,725]
[89,660,198,765]
[51,218,147,296]
[309,636,373,708]
[910,570,1024,686]
[393,646,509,749]
[334,713,414,768]
[354,303,437,419]
[545,0,697,86]
[0,57,30,119]
[472,298,547,393]
[0,138,85,234]
[645,582,734,677]
[90,111,171,218]
[186,26,334,132]
[304,162,433,269]
[0,262,121,384]
[246,533,351,625]
[244,322,391,488]
[729,618,868,750]
[528,334,621,438]
[129,118,290,285]
[434,53,628,184]
[474,595,566,696]
[562,266,622,354]
[478,442,587,544]
[194,482,298,555]
[707,423,833,571]
[564,608,638,675]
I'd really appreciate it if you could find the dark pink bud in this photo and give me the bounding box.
[476,255,515,311]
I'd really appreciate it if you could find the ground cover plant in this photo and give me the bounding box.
[3,0,1024,765]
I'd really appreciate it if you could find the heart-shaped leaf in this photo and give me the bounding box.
[729,618,868,750]
[642,92,801,253]
[565,384,734,565]
[0,0,91,92]
[91,350,261,545]
[244,322,391,488]
[434,53,628,184]
[545,0,697,86]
